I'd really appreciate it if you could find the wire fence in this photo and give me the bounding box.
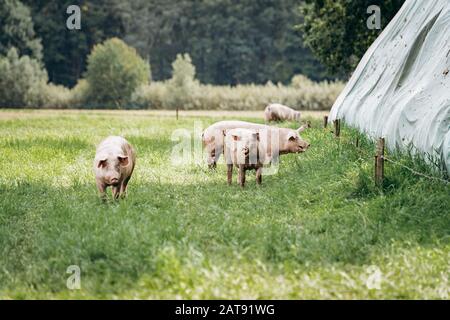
[325,116,449,186]
[382,156,449,185]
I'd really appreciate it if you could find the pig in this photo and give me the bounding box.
[94,136,136,200]
[223,128,264,187]
[202,120,310,169]
[264,103,301,123]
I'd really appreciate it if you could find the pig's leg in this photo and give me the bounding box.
[238,165,245,187]
[207,144,217,169]
[227,164,233,185]
[120,177,131,198]
[209,141,223,169]
[256,167,262,185]
[112,185,120,200]
[96,180,107,201]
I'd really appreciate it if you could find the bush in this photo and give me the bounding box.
[85,38,151,108]
[131,74,345,111]
[167,53,199,109]
[38,83,72,109]
[132,82,168,109]
[291,74,315,88]
[0,47,48,108]
[130,54,344,110]
[70,79,90,107]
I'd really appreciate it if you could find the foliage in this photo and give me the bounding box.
[299,0,405,77]
[166,54,199,109]
[23,0,127,86]
[37,83,73,109]
[25,0,328,86]
[0,48,48,107]
[0,0,42,60]
[0,111,448,298]
[85,38,150,108]
[132,75,344,111]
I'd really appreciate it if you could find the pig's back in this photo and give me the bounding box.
[203,121,269,141]
[269,104,296,118]
[96,136,133,158]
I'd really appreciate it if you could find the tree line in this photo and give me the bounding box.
[2,0,405,88]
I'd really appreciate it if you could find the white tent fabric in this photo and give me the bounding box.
[329,0,450,174]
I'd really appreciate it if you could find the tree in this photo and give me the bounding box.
[167,53,199,109]
[24,0,331,86]
[0,0,42,60]
[121,0,327,84]
[0,47,48,108]
[23,0,126,86]
[300,0,405,78]
[85,38,150,108]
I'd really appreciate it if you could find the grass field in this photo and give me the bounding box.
[0,110,449,299]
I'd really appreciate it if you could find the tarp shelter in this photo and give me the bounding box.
[329,0,450,174]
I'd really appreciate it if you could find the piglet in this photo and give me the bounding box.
[94,136,136,200]
[224,128,263,187]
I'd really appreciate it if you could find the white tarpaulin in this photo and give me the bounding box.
[329,0,450,174]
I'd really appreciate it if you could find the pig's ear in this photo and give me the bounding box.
[232,135,241,141]
[288,131,298,141]
[118,156,129,166]
[297,124,309,133]
[97,159,107,168]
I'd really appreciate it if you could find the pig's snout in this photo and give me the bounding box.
[106,176,120,186]
[298,142,310,152]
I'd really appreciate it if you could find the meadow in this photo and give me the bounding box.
[0,110,449,299]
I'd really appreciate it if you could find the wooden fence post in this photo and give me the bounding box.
[176,107,179,120]
[375,137,385,186]
[333,119,340,137]
[323,116,328,128]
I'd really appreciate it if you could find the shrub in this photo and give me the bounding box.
[130,54,344,110]
[131,74,345,111]
[39,83,72,109]
[85,38,151,108]
[0,47,48,108]
[70,79,90,107]
[131,82,168,109]
[291,74,315,88]
[166,53,199,109]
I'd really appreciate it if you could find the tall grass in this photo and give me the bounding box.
[2,75,344,111]
[131,76,344,111]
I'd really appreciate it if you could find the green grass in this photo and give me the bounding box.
[0,110,449,299]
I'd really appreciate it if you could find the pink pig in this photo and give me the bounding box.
[94,136,136,200]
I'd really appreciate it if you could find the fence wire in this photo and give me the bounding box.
[382,156,449,185]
